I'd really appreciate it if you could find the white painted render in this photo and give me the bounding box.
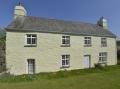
[6,31,117,75]
[14,5,27,19]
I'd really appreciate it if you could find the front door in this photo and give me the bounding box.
[28,59,35,74]
[84,55,90,68]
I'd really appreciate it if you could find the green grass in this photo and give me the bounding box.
[0,65,120,89]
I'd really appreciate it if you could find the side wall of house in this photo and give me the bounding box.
[6,31,117,75]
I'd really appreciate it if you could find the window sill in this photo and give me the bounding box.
[61,44,70,47]
[84,45,92,47]
[24,45,37,47]
[101,46,107,47]
[60,66,70,69]
[98,61,107,64]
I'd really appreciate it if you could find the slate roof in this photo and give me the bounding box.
[6,16,116,38]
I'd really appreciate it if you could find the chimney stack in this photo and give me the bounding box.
[97,17,108,29]
[14,2,27,19]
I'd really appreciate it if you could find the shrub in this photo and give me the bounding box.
[94,63,106,69]
[117,60,120,65]
[117,50,120,60]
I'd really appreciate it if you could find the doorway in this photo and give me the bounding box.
[83,55,91,68]
[27,59,35,74]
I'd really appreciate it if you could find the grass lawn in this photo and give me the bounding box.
[0,65,120,89]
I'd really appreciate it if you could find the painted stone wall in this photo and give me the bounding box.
[6,31,117,75]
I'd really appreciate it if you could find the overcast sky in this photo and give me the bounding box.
[0,0,120,38]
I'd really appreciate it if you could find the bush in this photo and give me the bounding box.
[0,66,6,73]
[117,60,120,65]
[95,63,106,69]
[117,41,120,46]
[117,50,120,59]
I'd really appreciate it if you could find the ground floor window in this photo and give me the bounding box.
[27,59,35,74]
[99,52,107,63]
[61,55,70,68]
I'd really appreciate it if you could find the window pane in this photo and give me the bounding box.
[99,57,102,61]
[32,38,36,44]
[62,55,65,59]
[84,37,91,45]
[99,53,101,56]
[84,40,87,44]
[32,35,36,37]
[66,36,70,39]
[62,36,70,45]
[88,40,90,44]
[62,39,66,44]
[62,55,70,67]
[66,39,70,44]
[27,35,31,37]
[102,57,105,61]
[99,52,107,63]
[26,34,37,45]
[27,38,31,44]
[62,60,65,65]
[66,60,69,65]
[62,36,65,38]
[66,55,69,59]
[101,38,107,47]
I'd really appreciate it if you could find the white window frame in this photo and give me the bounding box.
[62,36,70,46]
[101,38,107,47]
[99,52,107,63]
[61,55,70,68]
[84,37,91,47]
[25,34,37,46]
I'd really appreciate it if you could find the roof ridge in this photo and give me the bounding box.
[25,15,97,26]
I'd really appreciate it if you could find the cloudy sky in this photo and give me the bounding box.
[0,0,120,38]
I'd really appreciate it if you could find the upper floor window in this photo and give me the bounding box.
[99,52,107,63]
[25,34,37,47]
[84,37,91,47]
[62,36,70,46]
[61,55,70,68]
[101,38,107,47]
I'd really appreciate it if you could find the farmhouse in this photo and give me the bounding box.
[6,3,117,75]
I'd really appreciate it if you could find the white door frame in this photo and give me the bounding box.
[27,59,35,74]
[83,55,91,68]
